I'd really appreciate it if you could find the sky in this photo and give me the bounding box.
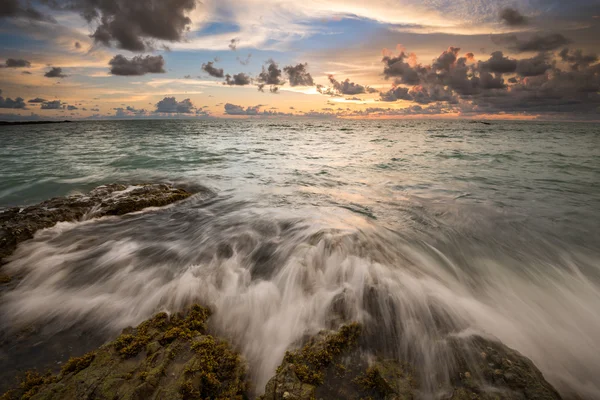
[0,0,599,120]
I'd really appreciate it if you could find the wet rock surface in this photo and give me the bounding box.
[0,183,193,283]
[260,325,562,400]
[1,305,248,400]
[1,312,563,400]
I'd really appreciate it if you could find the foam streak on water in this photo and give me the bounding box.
[0,119,599,398]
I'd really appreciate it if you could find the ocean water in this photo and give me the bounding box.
[0,119,599,398]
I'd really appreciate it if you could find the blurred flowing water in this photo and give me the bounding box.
[0,119,599,398]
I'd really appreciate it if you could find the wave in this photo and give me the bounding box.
[1,196,599,398]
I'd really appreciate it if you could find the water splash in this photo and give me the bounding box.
[1,196,599,398]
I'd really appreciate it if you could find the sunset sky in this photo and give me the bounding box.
[0,0,599,120]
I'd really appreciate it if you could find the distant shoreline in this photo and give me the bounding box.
[0,120,73,126]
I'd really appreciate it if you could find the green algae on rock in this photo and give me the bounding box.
[261,323,562,400]
[0,183,194,282]
[0,304,248,400]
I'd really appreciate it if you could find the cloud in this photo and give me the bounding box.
[237,54,252,65]
[283,63,314,86]
[479,51,517,74]
[74,41,81,49]
[114,105,147,117]
[257,60,285,92]
[67,105,78,110]
[51,0,197,52]
[376,45,600,116]
[224,103,261,115]
[515,53,551,77]
[559,49,599,71]
[21,71,32,75]
[319,75,373,96]
[28,97,46,103]
[0,0,51,21]
[433,47,460,71]
[382,52,423,85]
[41,100,63,109]
[224,73,251,86]
[44,67,67,78]
[155,97,195,113]
[0,90,26,109]
[1,58,31,68]
[109,55,165,76]
[499,8,528,26]
[228,38,240,51]
[202,61,224,78]
[495,33,572,53]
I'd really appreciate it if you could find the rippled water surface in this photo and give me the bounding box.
[1,119,599,398]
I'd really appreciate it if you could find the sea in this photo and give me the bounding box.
[0,119,599,398]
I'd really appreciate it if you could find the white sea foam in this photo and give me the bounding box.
[2,202,599,398]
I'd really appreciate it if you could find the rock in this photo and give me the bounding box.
[0,183,194,281]
[0,305,248,400]
[448,335,562,400]
[260,324,561,400]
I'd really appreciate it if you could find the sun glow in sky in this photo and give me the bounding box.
[0,0,599,120]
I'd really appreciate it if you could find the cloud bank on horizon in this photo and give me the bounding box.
[0,0,598,120]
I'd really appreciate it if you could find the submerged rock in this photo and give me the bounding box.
[0,183,193,282]
[0,305,248,400]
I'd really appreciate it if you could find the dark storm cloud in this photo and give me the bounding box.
[224,103,260,115]
[0,0,52,21]
[559,49,598,71]
[479,51,517,74]
[0,90,26,109]
[257,60,285,92]
[283,63,314,86]
[41,100,63,109]
[499,8,528,26]
[382,52,422,85]
[516,53,552,77]
[44,67,67,78]
[109,55,165,76]
[155,97,195,113]
[1,58,31,68]
[382,85,456,104]
[28,97,47,103]
[45,0,196,52]
[202,61,224,78]
[377,45,600,116]
[224,73,251,86]
[228,38,240,51]
[379,86,412,102]
[433,47,460,71]
[495,33,572,53]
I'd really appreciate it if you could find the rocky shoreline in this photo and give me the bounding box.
[1,304,562,400]
[0,184,563,399]
[0,183,194,284]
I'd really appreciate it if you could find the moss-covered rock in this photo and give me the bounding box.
[261,324,561,400]
[0,304,248,400]
[448,335,562,400]
[0,183,194,281]
[260,323,417,400]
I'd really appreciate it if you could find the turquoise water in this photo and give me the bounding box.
[1,119,599,398]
